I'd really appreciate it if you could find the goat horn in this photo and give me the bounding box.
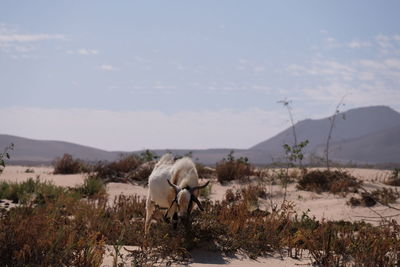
[191,195,204,211]
[167,179,180,193]
[189,181,210,192]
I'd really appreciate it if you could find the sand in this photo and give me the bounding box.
[1,165,398,266]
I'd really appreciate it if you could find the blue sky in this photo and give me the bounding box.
[1,1,400,150]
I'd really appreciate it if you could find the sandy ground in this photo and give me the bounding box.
[1,166,398,266]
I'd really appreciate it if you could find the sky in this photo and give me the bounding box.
[1,1,400,151]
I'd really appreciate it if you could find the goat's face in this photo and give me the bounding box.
[166,180,209,221]
[176,189,191,218]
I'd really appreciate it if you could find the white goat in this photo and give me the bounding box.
[145,154,209,234]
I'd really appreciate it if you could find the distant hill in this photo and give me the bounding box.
[0,134,120,165]
[1,105,400,166]
[314,125,400,164]
[250,105,400,162]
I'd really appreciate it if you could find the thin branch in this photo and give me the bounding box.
[325,95,347,170]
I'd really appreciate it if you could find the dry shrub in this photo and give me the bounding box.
[1,179,399,266]
[94,154,141,182]
[385,168,400,186]
[94,154,155,183]
[297,170,361,195]
[348,194,376,207]
[53,153,85,174]
[137,184,291,262]
[216,153,253,183]
[348,188,400,207]
[127,161,156,182]
[285,218,400,266]
[0,196,105,266]
[196,163,215,179]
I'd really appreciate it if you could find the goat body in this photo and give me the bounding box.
[145,154,207,234]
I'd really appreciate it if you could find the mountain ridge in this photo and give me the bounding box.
[1,105,400,165]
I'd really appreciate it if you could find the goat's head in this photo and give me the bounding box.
[166,179,209,220]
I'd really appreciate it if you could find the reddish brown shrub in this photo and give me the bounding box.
[216,153,253,183]
[53,153,83,174]
[297,170,361,195]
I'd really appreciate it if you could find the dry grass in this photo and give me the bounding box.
[0,174,399,266]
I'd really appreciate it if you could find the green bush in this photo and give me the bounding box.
[77,176,106,198]
[0,178,69,204]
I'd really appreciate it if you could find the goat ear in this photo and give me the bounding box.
[167,179,180,194]
[191,195,204,211]
[189,181,210,193]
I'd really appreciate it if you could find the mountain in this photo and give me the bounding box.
[1,105,400,166]
[0,134,120,165]
[250,106,400,162]
[314,125,400,164]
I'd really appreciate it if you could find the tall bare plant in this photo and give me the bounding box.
[278,98,297,146]
[325,95,347,170]
[278,99,308,204]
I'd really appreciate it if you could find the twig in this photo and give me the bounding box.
[325,95,347,170]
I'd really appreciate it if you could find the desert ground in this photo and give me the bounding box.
[1,165,398,266]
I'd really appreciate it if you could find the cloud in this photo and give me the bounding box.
[0,33,65,43]
[286,32,400,111]
[324,37,342,49]
[358,59,386,70]
[348,40,371,49]
[98,64,116,71]
[0,107,287,151]
[385,58,400,69]
[0,24,65,56]
[67,49,99,55]
[287,60,355,80]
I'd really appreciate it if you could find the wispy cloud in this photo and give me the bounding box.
[324,37,342,49]
[286,33,400,109]
[66,48,99,55]
[348,40,371,49]
[98,64,117,71]
[0,24,65,56]
[0,33,65,43]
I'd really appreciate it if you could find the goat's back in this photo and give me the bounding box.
[171,157,199,188]
[148,154,175,208]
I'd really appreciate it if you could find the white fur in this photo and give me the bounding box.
[145,154,200,234]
